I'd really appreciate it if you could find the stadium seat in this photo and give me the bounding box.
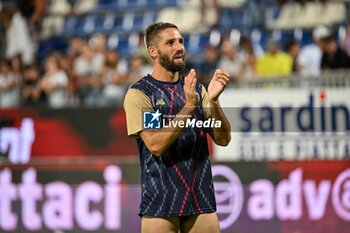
[265,5,280,28]
[143,12,157,29]
[157,7,178,27]
[218,8,253,30]
[111,15,125,32]
[119,0,139,9]
[132,12,157,32]
[117,33,138,58]
[40,15,65,40]
[144,0,158,8]
[268,2,301,30]
[158,5,205,33]
[73,0,97,14]
[270,1,346,30]
[81,15,97,35]
[108,33,140,57]
[133,14,144,31]
[144,0,178,8]
[209,29,221,47]
[271,30,295,50]
[37,37,68,63]
[251,28,271,51]
[251,28,263,45]
[61,16,79,37]
[98,14,114,34]
[299,29,313,47]
[184,33,210,56]
[96,0,114,10]
[219,0,246,8]
[117,36,131,57]
[122,13,135,32]
[298,2,322,28]
[107,33,119,49]
[127,32,141,54]
[48,0,70,15]
[320,2,346,26]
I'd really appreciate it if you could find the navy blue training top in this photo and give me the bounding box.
[129,74,216,217]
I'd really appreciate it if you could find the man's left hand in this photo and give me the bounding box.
[208,69,230,101]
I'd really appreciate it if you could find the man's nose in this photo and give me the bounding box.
[175,42,184,51]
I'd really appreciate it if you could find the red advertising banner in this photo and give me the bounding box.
[0,107,137,160]
[0,107,214,163]
[213,161,350,233]
[0,160,349,233]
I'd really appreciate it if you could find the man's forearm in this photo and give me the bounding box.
[140,104,196,156]
[208,100,231,146]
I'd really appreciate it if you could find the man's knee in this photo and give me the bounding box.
[142,216,180,233]
[180,212,220,233]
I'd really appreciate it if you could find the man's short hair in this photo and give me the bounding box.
[144,22,178,48]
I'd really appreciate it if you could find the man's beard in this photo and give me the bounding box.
[158,51,185,72]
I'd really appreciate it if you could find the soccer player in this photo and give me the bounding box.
[124,22,231,233]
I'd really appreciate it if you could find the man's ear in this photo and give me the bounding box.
[148,46,157,60]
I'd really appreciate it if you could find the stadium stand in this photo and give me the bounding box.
[0,0,349,108]
[268,1,347,30]
[1,3,350,233]
[34,1,346,57]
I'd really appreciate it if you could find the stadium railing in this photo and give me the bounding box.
[233,70,350,89]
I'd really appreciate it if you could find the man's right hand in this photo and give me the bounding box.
[184,69,198,111]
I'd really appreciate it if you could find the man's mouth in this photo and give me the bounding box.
[173,54,184,61]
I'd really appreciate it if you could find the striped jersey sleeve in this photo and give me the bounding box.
[123,88,154,137]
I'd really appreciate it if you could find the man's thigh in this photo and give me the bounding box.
[180,212,220,233]
[141,215,180,233]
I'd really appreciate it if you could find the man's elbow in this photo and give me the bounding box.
[147,144,164,157]
[215,134,231,147]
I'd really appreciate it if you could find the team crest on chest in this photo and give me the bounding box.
[156,98,166,106]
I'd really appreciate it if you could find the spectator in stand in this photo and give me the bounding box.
[39,56,69,108]
[125,53,152,84]
[16,0,46,49]
[135,32,150,62]
[49,51,78,106]
[238,35,264,59]
[73,42,105,106]
[99,49,128,106]
[1,5,35,65]
[256,39,293,78]
[90,33,107,55]
[200,0,219,26]
[65,37,84,102]
[197,44,219,87]
[237,36,259,79]
[344,28,350,57]
[10,54,23,76]
[246,0,265,28]
[39,0,69,39]
[342,15,350,57]
[285,39,301,73]
[0,60,21,107]
[297,25,330,76]
[321,35,350,70]
[218,39,244,83]
[16,0,45,26]
[67,36,84,59]
[21,64,46,106]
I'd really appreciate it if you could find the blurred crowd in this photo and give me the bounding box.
[189,23,350,87]
[0,32,153,108]
[1,0,350,108]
